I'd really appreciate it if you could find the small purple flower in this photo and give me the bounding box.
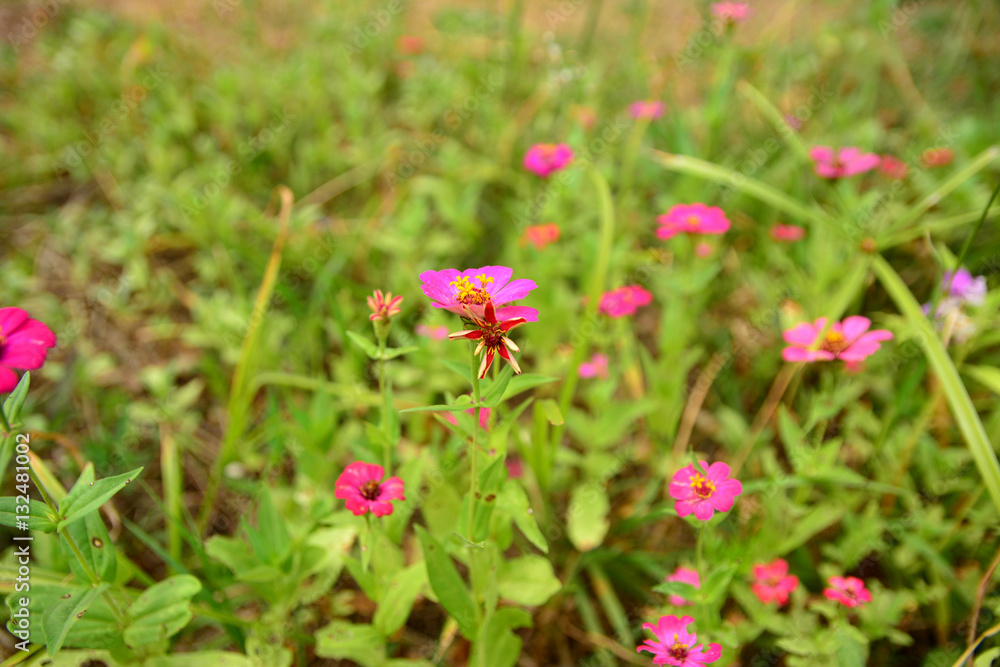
[942,268,987,305]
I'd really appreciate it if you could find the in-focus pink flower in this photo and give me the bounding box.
[367,289,403,321]
[770,224,805,242]
[334,462,405,517]
[630,100,666,120]
[664,566,700,607]
[921,147,954,168]
[781,316,893,364]
[657,204,731,240]
[637,615,722,666]
[415,324,449,340]
[711,2,751,23]
[0,307,57,393]
[599,285,653,318]
[579,353,609,379]
[523,143,574,178]
[521,223,560,250]
[419,265,538,322]
[879,155,908,179]
[670,461,742,521]
[808,146,880,179]
[824,576,872,608]
[751,559,799,605]
[448,301,527,378]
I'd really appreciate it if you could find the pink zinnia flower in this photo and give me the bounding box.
[670,461,742,521]
[419,265,538,322]
[630,100,666,120]
[657,204,731,240]
[770,224,805,242]
[808,146,880,179]
[523,143,574,178]
[781,316,893,364]
[579,353,609,379]
[334,462,405,517]
[664,566,700,607]
[824,576,872,608]
[637,615,722,666]
[415,324,449,340]
[879,155,907,179]
[448,301,527,378]
[751,559,799,605]
[711,2,751,23]
[0,308,57,393]
[521,223,560,250]
[599,285,652,318]
[367,289,403,321]
[921,147,954,168]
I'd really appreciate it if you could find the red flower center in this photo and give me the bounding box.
[766,575,782,587]
[360,480,381,501]
[689,473,715,499]
[821,330,849,354]
[668,637,689,659]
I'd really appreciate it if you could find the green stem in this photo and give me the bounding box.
[468,341,481,541]
[0,406,11,435]
[378,339,390,473]
[695,523,706,580]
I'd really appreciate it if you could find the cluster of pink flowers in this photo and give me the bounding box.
[599,285,653,318]
[523,143,574,178]
[782,316,893,367]
[0,307,57,394]
[637,615,721,666]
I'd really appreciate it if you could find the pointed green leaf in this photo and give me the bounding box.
[60,512,116,583]
[315,620,386,666]
[566,484,609,551]
[415,525,478,639]
[496,481,547,553]
[58,467,144,530]
[2,372,31,425]
[346,331,380,359]
[470,608,531,667]
[42,584,109,656]
[123,574,201,648]
[481,364,515,407]
[0,496,57,533]
[497,556,561,606]
[373,563,426,637]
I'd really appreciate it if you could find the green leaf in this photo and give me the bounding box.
[471,608,531,667]
[346,331,380,359]
[123,574,201,648]
[415,525,478,640]
[7,584,122,649]
[481,364,515,408]
[314,620,386,666]
[253,488,291,564]
[0,496,57,533]
[471,456,508,541]
[963,365,1000,396]
[205,535,257,573]
[144,653,257,667]
[699,562,738,605]
[974,647,1000,667]
[380,345,419,360]
[58,467,144,531]
[566,484,609,551]
[60,512,116,583]
[775,505,845,554]
[373,563,426,637]
[42,584,109,657]
[496,481,547,553]
[497,555,561,606]
[2,372,31,425]
[833,624,869,666]
[874,256,1000,514]
[499,374,559,402]
[539,399,564,425]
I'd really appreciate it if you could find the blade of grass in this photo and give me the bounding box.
[586,563,634,646]
[878,205,1000,249]
[160,424,182,568]
[737,80,810,162]
[872,256,1000,513]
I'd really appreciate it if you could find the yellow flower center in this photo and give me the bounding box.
[669,636,689,659]
[686,215,701,226]
[450,274,494,305]
[821,330,849,353]
[689,473,715,499]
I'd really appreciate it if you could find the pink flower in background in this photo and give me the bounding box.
[808,146,880,179]
[419,265,538,322]
[335,462,405,517]
[579,353,609,379]
[523,143,574,177]
[784,114,803,131]
[670,461,742,521]
[599,285,652,318]
[415,324,449,340]
[442,400,491,430]
[396,35,425,55]
[695,242,713,258]
[664,566,701,606]
[711,2,751,23]
[942,268,987,305]
[630,100,666,120]
[367,289,403,321]
[781,316,893,364]
[571,105,598,130]
[921,147,954,168]
[770,224,805,242]
[448,301,527,378]
[824,576,871,608]
[751,559,799,605]
[522,223,560,250]
[0,307,57,393]
[879,155,908,179]
[637,615,722,666]
[505,455,523,479]
[657,204,731,240]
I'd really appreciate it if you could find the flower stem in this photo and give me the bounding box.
[377,339,390,473]
[731,363,799,475]
[468,341,481,541]
[695,523,706,580]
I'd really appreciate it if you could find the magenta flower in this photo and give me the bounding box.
[367,289,403,321]
[711,2,751,23]
[781,316,893,364]
[808,146,880,179]
[879,155,908,180]
[630,100,666,120]
[415,324,449,340]
[751,559,799,606]
[664,566,700,607]
[334,462,405,517]
[419,265,538,322]
[670,461,742,521]
[770,224,805,242]
[637,615,722,666]
[0,307,57,394]
[448,301,527,378]
[657,204,730,240]
[942,268,987,305]
[599,285,652,318]
[442,397,491,431]
[523,143,574,178]
[579,353,609,379]
[824,576,872,608]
